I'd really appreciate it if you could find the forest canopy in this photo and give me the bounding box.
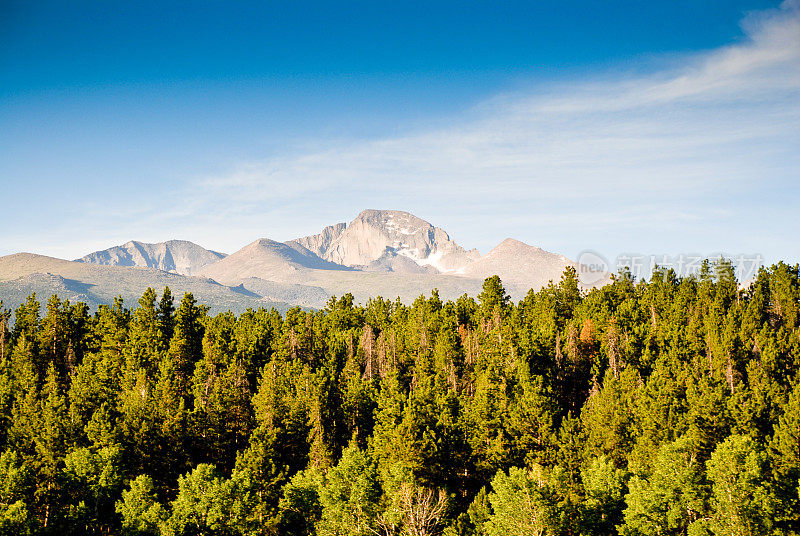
[0,260,797,535]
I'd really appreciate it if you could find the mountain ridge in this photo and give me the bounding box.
[3,210,611,312]
[76,239,226,275]
[0,252,295,314]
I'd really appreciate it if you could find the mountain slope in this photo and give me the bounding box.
[198,238,349,285]
[76,240,226,275]
[463,238,611,289]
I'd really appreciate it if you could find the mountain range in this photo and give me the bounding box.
[76,239,226,275]
[0,209,609,314]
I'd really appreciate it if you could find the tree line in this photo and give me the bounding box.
[0,260,797,535]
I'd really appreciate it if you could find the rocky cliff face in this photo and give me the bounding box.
[76,240,226,275]
[291,209,480,273]
[293,222,347,259]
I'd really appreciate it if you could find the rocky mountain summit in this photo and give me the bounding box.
[76,239,226,275]
[291,209,480,273]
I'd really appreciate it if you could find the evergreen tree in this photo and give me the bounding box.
[126,288,163,377]
[485,465,561,536]
[478,276,510,322]
[0,450,32,536]
[116,475,166,536]
[166,293,206,397]
[621,436,708,536]
[769,377,800,531]
[705,435,775,536]
[317,445,380,536]
[157,288,175,350]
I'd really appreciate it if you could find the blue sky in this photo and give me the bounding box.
[1,0,798,270]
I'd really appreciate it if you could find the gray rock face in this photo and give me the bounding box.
[463,238,574,289]
[293,222,347,258]
[76,240,226,276]
[291,209,480,274]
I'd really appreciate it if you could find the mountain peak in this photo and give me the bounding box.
[353,209,451,239]
[490,238,546,254]
[197,236,348,285]
[496,237,526,248]
[292,209,476,273]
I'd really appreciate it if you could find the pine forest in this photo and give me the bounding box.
[0,261,798,536]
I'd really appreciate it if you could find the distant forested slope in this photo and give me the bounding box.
[0,260,797,535]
